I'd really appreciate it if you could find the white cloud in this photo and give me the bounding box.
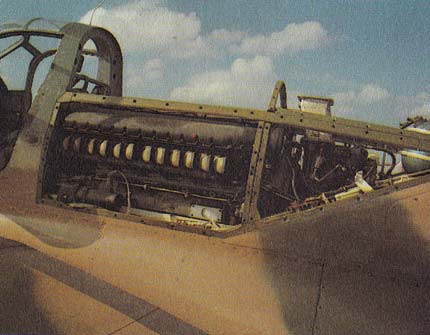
[333,90,356,104]
[332,83,391,119]
[208,29,246,46]
[142,58,164,81]
[170,56,276,108]
[414,92,430,104]
[332,90,356,116]
[386,92,430,124]
[80,2,331,59]
[79,1,333,106]
[334,83,389,106]
[331,84,430,125]
[81,0,210,58]
[412,103,430,116]
[409,92,430,117]
[234,21,330,56]
[356,84,390,104]
[334,83,390,105]
[124,58,164,94]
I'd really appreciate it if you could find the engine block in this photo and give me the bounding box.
[38,91,389,232]
[40,98,285,226]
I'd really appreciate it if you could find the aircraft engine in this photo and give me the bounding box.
[41,103,286,225]
[39,94,376,228]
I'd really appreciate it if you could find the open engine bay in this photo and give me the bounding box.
[37,82,430,235]
[0,20,428,236]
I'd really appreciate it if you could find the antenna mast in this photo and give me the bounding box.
[89,0,107,26]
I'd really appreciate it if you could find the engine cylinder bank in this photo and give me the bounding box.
[39,94,381,230]
[41,106,287,225]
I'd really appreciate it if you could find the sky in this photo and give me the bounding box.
[0,0,429,126]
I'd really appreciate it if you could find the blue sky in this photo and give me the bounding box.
[0,0,429,126]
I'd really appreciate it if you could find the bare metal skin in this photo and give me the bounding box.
[0,19,429,335]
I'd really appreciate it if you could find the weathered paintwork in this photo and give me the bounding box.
[2,149,430,334]
[1,20,430,335]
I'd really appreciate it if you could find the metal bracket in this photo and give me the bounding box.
[268,80,287,112]
[242,81,286,223]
